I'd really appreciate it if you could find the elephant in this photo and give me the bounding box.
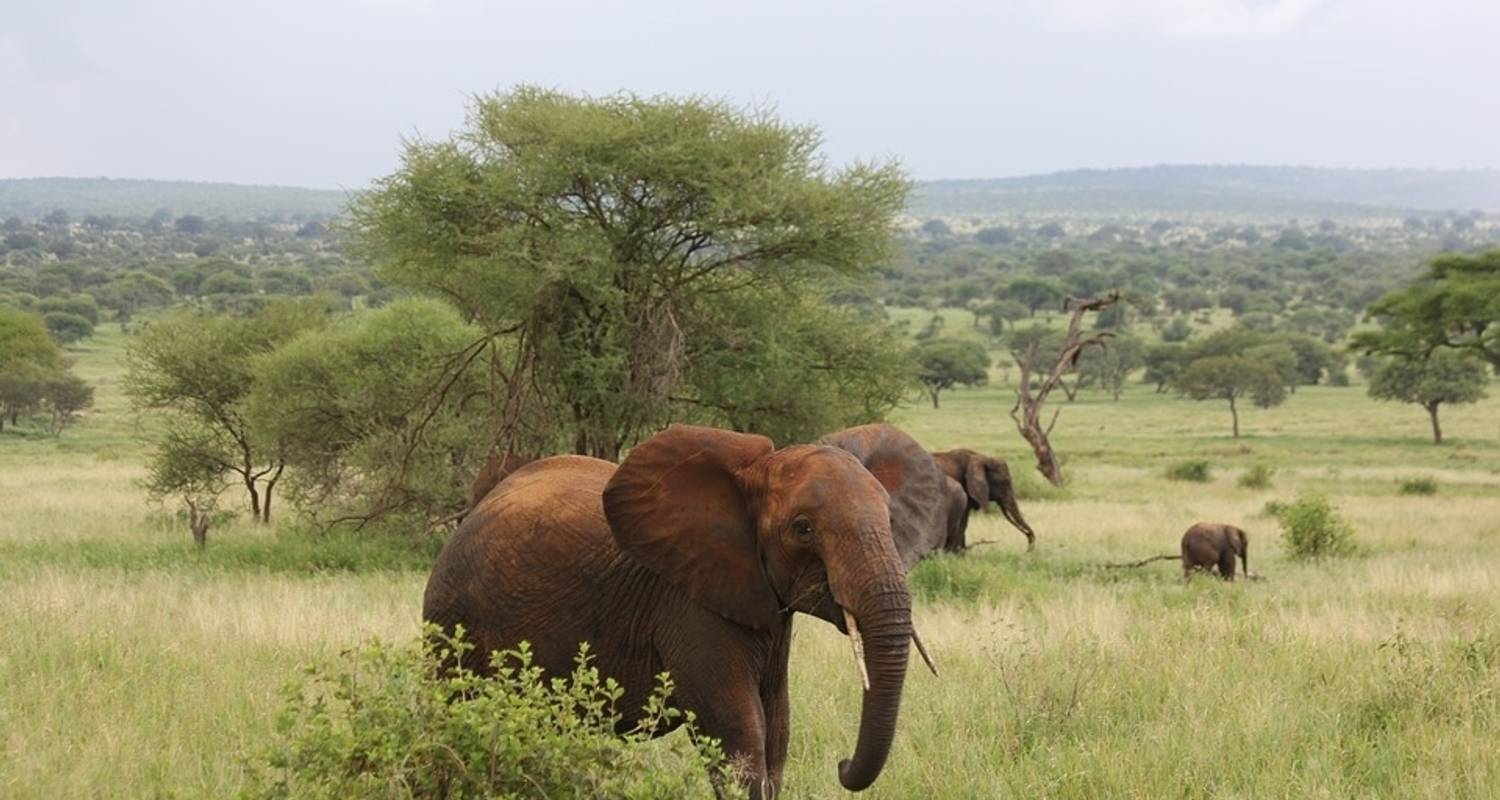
[1180,522,1248,581]
[819,424,950,572]
[464,451,535,509]
[422,423,942,798]
[929,449,1037,551]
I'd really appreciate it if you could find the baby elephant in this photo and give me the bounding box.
[1181,523,1248,581]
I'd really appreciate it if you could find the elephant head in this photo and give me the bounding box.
[1228,526,1249,576]
[603,424,922,791]
[931,448,1037,549]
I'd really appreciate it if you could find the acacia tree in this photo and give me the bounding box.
[1175,355,1287,438]
[350,87,909,460]
[913,338,989,408]
[1354,250,1500,369]
[1367,352,1489,444]
[126,301,326,523]
[1008,292,1119,486]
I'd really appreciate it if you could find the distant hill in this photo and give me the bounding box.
[7,166,1499,222]
[911,166,1500,219]
[0,177,351,220]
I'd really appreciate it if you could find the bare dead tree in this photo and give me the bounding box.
[1009,292,1121,486]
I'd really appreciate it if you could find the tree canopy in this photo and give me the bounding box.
[1354,249,1500,368]
[350,86,910,459]
[913,338,989,408]
[1367,352,1489,444]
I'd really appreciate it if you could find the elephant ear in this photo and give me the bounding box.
[962,456,989,509]
[603,424,781,629]
[821,424,948,572]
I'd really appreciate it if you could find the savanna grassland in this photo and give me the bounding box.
[3,321,1500,799]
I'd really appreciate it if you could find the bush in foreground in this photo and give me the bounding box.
[1268,493,1357,559]
[1164,460,1213,483]
[245,628,739,799]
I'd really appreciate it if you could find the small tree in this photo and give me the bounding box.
[999,278,1066,317]
[143,430,230,549]
[126,301,327,523]
[1009,293,1119,485]
[1076,333,1145,401]
[37,372,93,436]
[1142,343,1188,393]
[1367,352,1489,444]
[1175,355,1287,438]
[913,338,990,408]
[42,311,93,344]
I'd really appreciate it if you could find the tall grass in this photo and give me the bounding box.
[3,323,1500,797]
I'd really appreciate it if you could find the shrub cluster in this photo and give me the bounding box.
[245,629,739,799]
[1237,464,1276,489]
[1398,476,1439,496]
[1164,460,1213,483]
[1267,493,1357,559]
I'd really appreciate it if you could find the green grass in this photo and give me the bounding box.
[4,322,1500,797]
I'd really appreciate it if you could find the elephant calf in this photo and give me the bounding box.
[1181,522,1248,581]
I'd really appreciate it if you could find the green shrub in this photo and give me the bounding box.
[245,629,740,799]
[1164,460,1213,483]
[1398,476,1439,496]
[1270,493,1357,559]
[1237,464,1276,489]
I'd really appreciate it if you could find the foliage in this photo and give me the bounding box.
[1354,249,1500,368]
[1142,343,1188,393]
[1163,460,1212,483]
[1075,333,1145,400]
[1397,476,1439,496]
[1237,464,1276,489]
[0,307,91,434]
[913,337,989,408]
[1174,355,1287,437]
[126,300,329,522]
[42,311,94,343]
[999,277,1065,316]
[1367,351,1489,444]
[350,86,908,460]
[245,630,738,800]
[247,298,492,525]
[685,291,913,443]
[1269,493,1358,559]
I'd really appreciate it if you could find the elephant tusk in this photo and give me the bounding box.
[911,625,939,678]
[843,608,870,692]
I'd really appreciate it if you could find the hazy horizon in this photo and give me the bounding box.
[4,0,1497,190]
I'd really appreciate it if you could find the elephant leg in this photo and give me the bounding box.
[658,618,775,797]
[943,504,970,554]
[760,631,793,797]
[1219,548,1237,581]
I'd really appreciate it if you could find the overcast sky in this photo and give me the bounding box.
[3,0,1496,189]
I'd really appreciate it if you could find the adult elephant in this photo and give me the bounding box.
[423,423,936,798]
[929,449,1037,551]
[819,424,950,572]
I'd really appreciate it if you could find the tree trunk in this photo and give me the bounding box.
[1427,402,1443,445]
[930,388,940,409]
[244,474,262,522]
[1010,292,1120,487]
[1230,395,1240,439]
[262,463,284,524]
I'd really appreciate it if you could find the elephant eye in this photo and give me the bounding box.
[790,516,814,540]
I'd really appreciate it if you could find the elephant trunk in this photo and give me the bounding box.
[994,485,1036,549]
[837,576,912,792]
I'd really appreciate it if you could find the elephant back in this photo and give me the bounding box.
[820,424,948,572]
